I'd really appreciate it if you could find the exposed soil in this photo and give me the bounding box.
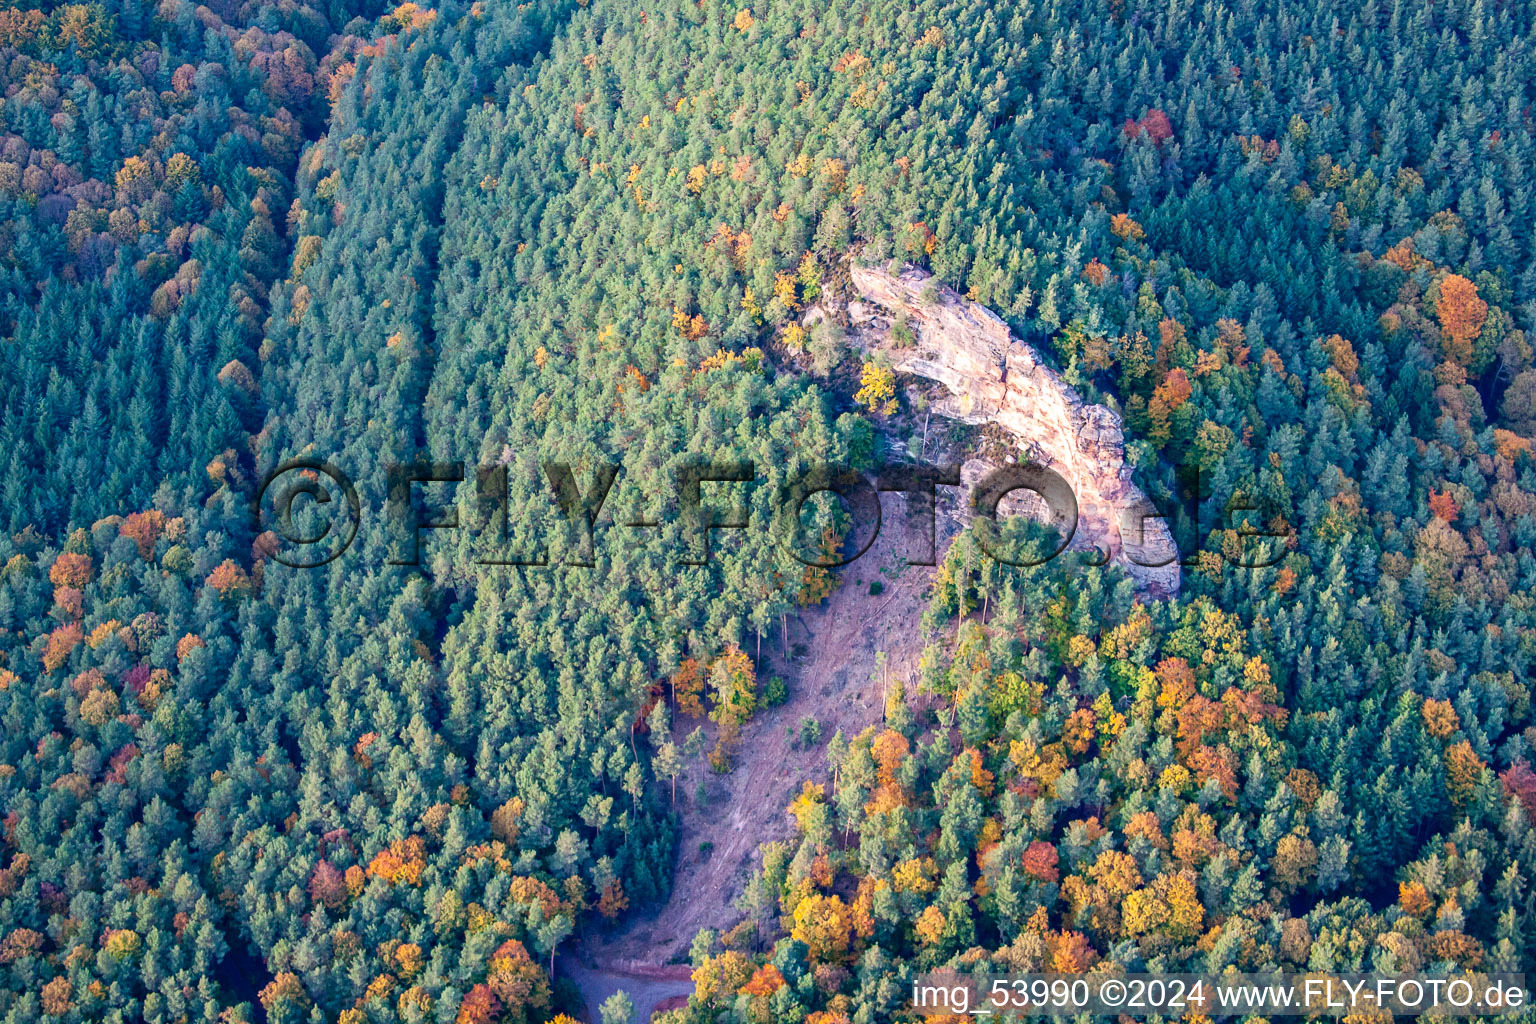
[574,492,957,976]
[560,958,695,1024]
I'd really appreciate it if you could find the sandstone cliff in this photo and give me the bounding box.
[834,264,1181,594]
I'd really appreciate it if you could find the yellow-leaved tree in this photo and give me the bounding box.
[854,361,897,414]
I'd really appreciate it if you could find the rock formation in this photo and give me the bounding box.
[831,264,1181,594]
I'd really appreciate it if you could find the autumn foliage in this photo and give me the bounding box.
[119,511,167,558]
[367,836,427,886]
[1122,108,1173,144]
[1435,274,1488,366]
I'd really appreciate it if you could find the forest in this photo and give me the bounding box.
[1,0,1535,1022]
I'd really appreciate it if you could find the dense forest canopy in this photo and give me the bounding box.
[2,0,1536,1022]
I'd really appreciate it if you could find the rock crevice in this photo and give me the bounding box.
[837,264,1180,594]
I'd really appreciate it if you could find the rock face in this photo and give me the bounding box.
[841,264,1181,594]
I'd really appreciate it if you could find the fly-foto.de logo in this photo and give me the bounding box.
[252,456,1290,571]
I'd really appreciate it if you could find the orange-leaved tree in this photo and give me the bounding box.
[1435,273,1488,368]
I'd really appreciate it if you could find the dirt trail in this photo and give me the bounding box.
[560,958,694,1024]
[576,513,945,975]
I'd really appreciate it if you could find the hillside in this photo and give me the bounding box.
[2,1,1536,1023]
